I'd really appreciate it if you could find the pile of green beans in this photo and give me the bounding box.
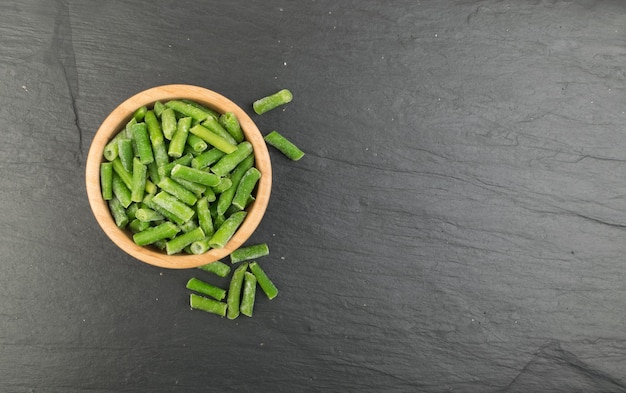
[100,100,261,255]
[188,244,278,318]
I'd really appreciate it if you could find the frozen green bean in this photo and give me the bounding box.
[133,221,180,246]
[249,262,278,300]
[208,211,247,249]
[165,100,212,122]
[143,193,185,226]
[190,293,227,317]
[128,218,150,233]
[211,177,232,194]
[191,148,225,169]
[230,243,269,264]
[189,124,237,154]
[216,154,254,216]
[186,134,208,153]
[231,167,261,210]
[168,117,191,158]
[153,101,166,117]
[219,112,244,143]
[111,157,133,190]
[227,262,248,319]
[132,105,148,122]
[264,130,304,161]
[240,271,257,317]
[158,177,197,206]
[117,138,134,172]
[135,208,164,222]
[100,162,113,200]
[160,107,177,140]
[145,110,169,167]
[109,197,129,228]
[190,237,212,255]
[131,157,147,202]
[151,191,196,224]
[201,117,237,145]
[111,172,132,208]
[103,132,123,161]
[196,197,214,238]
[171,164,221,187]
[158,153,193,179]
[165,226,204,255]
[197,261,231,277]
[172,177,207,198]
[253,89,293,115]
[181,99,219,120]
[210,141,253,177]
[186,277,226,301]
[131,122,154,164]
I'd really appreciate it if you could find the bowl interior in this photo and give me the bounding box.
[85,85,272,269]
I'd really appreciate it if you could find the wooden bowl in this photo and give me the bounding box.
[85,85,272,269]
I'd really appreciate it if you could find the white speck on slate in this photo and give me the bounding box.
[281,256,285,260]
[434,33,438,37]
[279,7,283,11]
[283,61,287,66]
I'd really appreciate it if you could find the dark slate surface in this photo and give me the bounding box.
[2,0,626,391]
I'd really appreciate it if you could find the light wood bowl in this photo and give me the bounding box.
[85,85,272,269]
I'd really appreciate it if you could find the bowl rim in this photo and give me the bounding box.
[85,84,272,269]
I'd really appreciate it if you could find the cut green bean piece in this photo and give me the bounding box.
[190,293,227,317]
[190,237,212,255]
[100,162,113,200]
[230,243,269,264]
[171,164,221,187]
[133,105,148,122]
[111,172,132,208]
[128,218,150,233]
[158,153,193,179]
[191,148,225,169]
[133,221,180,246]
[109,197,129,228]
[240,271,257,317]
[147,161,160,185]
[216,154,254,216]
[125,202,139,220]
[172,177,206,198]
[111,157,133,190]
[153,101,166,117]
[135,208,165,222]
[124,117,137,139]
[201,117,237,145]
[131,122,154,164]
[160,108,177,140]
[103,132,123,161]
[186,277,226,301]
[231,167,261,210]
[189,124,237,154]
[227,262,248,320]
[186,134,208,153]
[165,100,212,122]
[117,138,134,172]
[211,177,232,194]
[158,177,197,206]
[219,112,244,143]
[165,227,204,255]
[210,141,253,177]
[151,191,196,224]
[208,211,247,249]
[168,116,191,158]
[178,218,198,233]
[131,157,147,202]
[249,262,278,300]
[264,130,304,161]
[253,89,293,115]
[197,261,231,277]
[181,99,220,120]
[143,193,185,225]
[196,197,214,238]
[144,179,157,195]
[145,110,169,167]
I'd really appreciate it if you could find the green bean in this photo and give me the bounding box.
[145,110,169,167]
[111,157,133,190]
[128,218,150,233]
[208,211,247,249]
[165,226,205,255]
[171,164,221,187]
[168,116,191,158]
[172,177,207,198]
[158,177,197,206]
[135,208,165,222]
[158,153,194,179]
[196,197,214,238]
[189,124,237,154]
[153,101,166,117]
[230,243,269,264]
[190,237,212,255]
[131,157,147,202]
[133,105,148,122]
[253,89,293,115]
[210,141,253,177]
[165,100,212,122]
[186,277,226,301]
[111,172,132,208]
[100,162,113,200]
[264,130,304,161]
[197,261,231,277]
[103,132,123,161]
[231,167,261,210]
[211,177,232,194]
[133,221,180,246]
[219,112,244,143]
[189,293,227,317]
[125,202,139,221]
[181,99,219,120]
[151,191,196,224]
[178,218,198,233]
[201,117,237,146]
[124,117,137,139]
[249,262,278,300]
[143,193,185,226]
[109,197,129,228]
[216,154,254,216]
[190,148,225,169]
[131,122,154,165]
[240,271,257,317]
[117,138,134,172]
[147,161,160,185]
[226,262,248,319]
[160,107,177,140]
[186,134,208,153]
[144,179,157,195]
